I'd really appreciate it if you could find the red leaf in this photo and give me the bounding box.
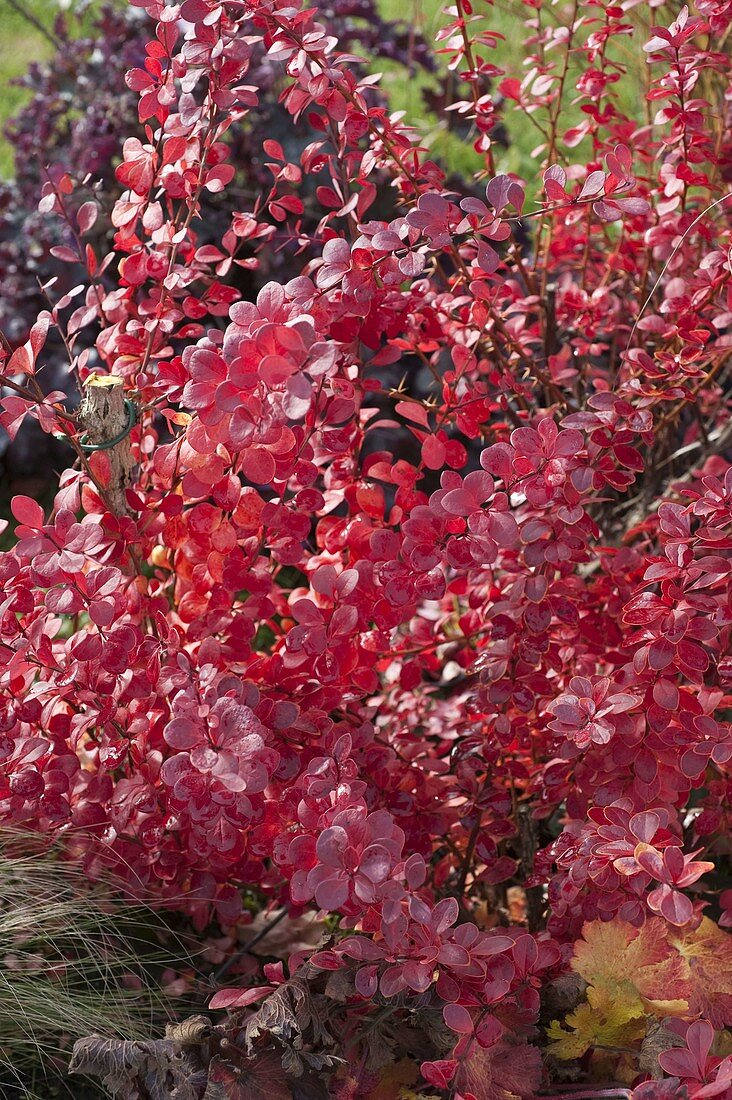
[398,251,426,276]
[208,985,275,1010]
[648,884,694,926]
[29,313,50,358]
[395,401,430,428]
[11,495,45,529]
[241,447,276,485]
[443,1003,474,1034]
[498,78,522,101]
[421,1060,458,1089]
[205,164,235,193]
[543,165,567,202]
[475,1014,503,1048]
[77,201,99,234]
[422,435,446,470]
[50,246,79,263]
[263,139,284,160]
[0,395,33,440]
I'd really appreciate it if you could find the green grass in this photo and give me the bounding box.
[0,0,57,176]
[376,0,526,181]
[376,0,650,190]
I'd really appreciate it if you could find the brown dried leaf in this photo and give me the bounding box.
[243,973,337,1079]
[69,1033,201,1100]
[638,1018,685,1080]
[366,1058,419,1100]
[244,978,311,1054]
[324,967,355,1003]
[69,1035,150,1083]
[543,972,588,1017]
[166,1016,212,1046]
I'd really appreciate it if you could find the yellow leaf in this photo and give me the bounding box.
[586,979,643,1020]
[642,997,690,1017]
[548,974,647,1061]
[551,916,732,1065]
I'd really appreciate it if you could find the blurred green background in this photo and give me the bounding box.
[0,0,57,174]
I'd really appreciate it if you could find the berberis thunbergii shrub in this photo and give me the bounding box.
[1,0,732,1096]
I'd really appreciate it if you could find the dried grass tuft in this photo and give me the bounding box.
[0,829,193,1098]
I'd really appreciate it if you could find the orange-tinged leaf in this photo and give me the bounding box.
[571,917,687,1013]
[641,996,690,1017]
[670,917,732,1028]
[161,408,192,427]
[573,917,666,983]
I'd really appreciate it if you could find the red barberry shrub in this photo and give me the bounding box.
[2,0,732,1096]
[0,0,435,499]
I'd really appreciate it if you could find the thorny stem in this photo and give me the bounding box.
[135,56,222,382]
[535,0,580,291]
[451,0,497,176]
[454,814,482,900]
[42,170,108,325]
[0,372,76,424]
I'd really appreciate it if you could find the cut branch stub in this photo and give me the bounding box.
[79,374,137,515]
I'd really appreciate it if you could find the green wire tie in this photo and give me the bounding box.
[79,399,137,452]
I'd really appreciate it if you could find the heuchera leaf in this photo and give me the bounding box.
[571,918,688,1015]
[548,980,647,1060]
[207,1052,292,1099]
[553,916,732,1063]
[669,918,732,1028]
